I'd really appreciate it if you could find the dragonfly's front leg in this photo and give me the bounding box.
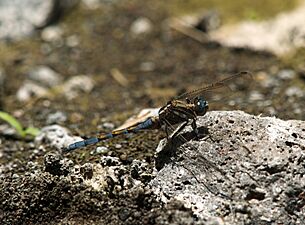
[169,120,188,140]
[161,118,188,140]
[191,118,199,140]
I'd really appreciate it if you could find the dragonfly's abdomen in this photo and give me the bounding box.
[63,117,158,153]
[63,137,100,152]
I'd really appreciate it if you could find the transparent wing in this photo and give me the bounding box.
[114,108,160,131]
[175,71,253,102]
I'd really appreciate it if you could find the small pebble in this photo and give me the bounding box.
[139,61,155,72]
[95,146,109,154]
[16,81,48,102]
[277,69,296,80]
[41,26,63,42]
[120,153,127,161]
[35,125,82,150]
[63,75,94,100]
[285,86,304,97]
[66,35,80,47]
[130,17,153,35]
[115,144,122,149]
[102,122,115,130]
[46,111,67,124]
[28,66,62,87]
[80,163,94,179]
[100,156,121,166]
[12,174,19,179]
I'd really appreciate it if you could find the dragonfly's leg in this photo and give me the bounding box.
[160,118,188,140]
[164,123,170,140]
[159,118,171,140]
[191,118,199,140]
[170,120,188,140]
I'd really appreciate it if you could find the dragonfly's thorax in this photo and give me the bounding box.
[158,98,208,125]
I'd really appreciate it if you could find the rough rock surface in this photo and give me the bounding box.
[151,111,305,224]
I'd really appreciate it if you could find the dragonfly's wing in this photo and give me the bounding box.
[114,108,160,131]
[175,71,253,102]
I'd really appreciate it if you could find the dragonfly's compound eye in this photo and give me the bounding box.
[194,97,209,116]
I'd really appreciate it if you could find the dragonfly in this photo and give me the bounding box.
[63,71,252,153]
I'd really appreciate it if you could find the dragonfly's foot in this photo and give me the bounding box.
[198,133,214,142]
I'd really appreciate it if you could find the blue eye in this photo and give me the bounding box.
[194,97,208,115]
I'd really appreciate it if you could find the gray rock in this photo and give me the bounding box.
[0,0,79,41]
[62,75,94,100]
[285,86,304,98]
[44,152,74,176]
[0,124,17,136]
[41,26,64,42]
[277,69,296,80]
[35,125,83,150]
[94,146,109,155]
[66,34,80,47]
[101,122,115,130]
[100,155,121,167]
[82,0,120,9]
[194,10,221,33]
[151,111,305,224]
[16,81,48,102]
[130,17,153,35]
[46,111,67,125]
[139,61,155,72]
[28,66,62,87]
[80,163,94,179]
[208,2,305,55]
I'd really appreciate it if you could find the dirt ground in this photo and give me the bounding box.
[0,1,304,224]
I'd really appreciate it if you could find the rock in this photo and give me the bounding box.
[41,26,64,42]
[17,72,92,102]
[151,111,305,224]
[130,159,149,180]
[46,111,67,125]
[139,61,155,72]
[28,66,62,87]
[0,124,17,137]
[277,69,296,80]
[100,156,121,167]
[209,2,305,55]
[82,0,117,9]
[130,17,153,35]
[44,152,74,176]
[35,125,83,150]
[62,75,94,100]
[285,86,304,98]
[0,0,79,41]
[16,81,48,102]
[94,146,109,155]
[66,34,80,47]
[101,122,115,130]
[194,10,221,33]
[82,0,101,9]
[80,163,94,179]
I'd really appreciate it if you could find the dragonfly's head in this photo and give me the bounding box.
[194,97,209,116]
